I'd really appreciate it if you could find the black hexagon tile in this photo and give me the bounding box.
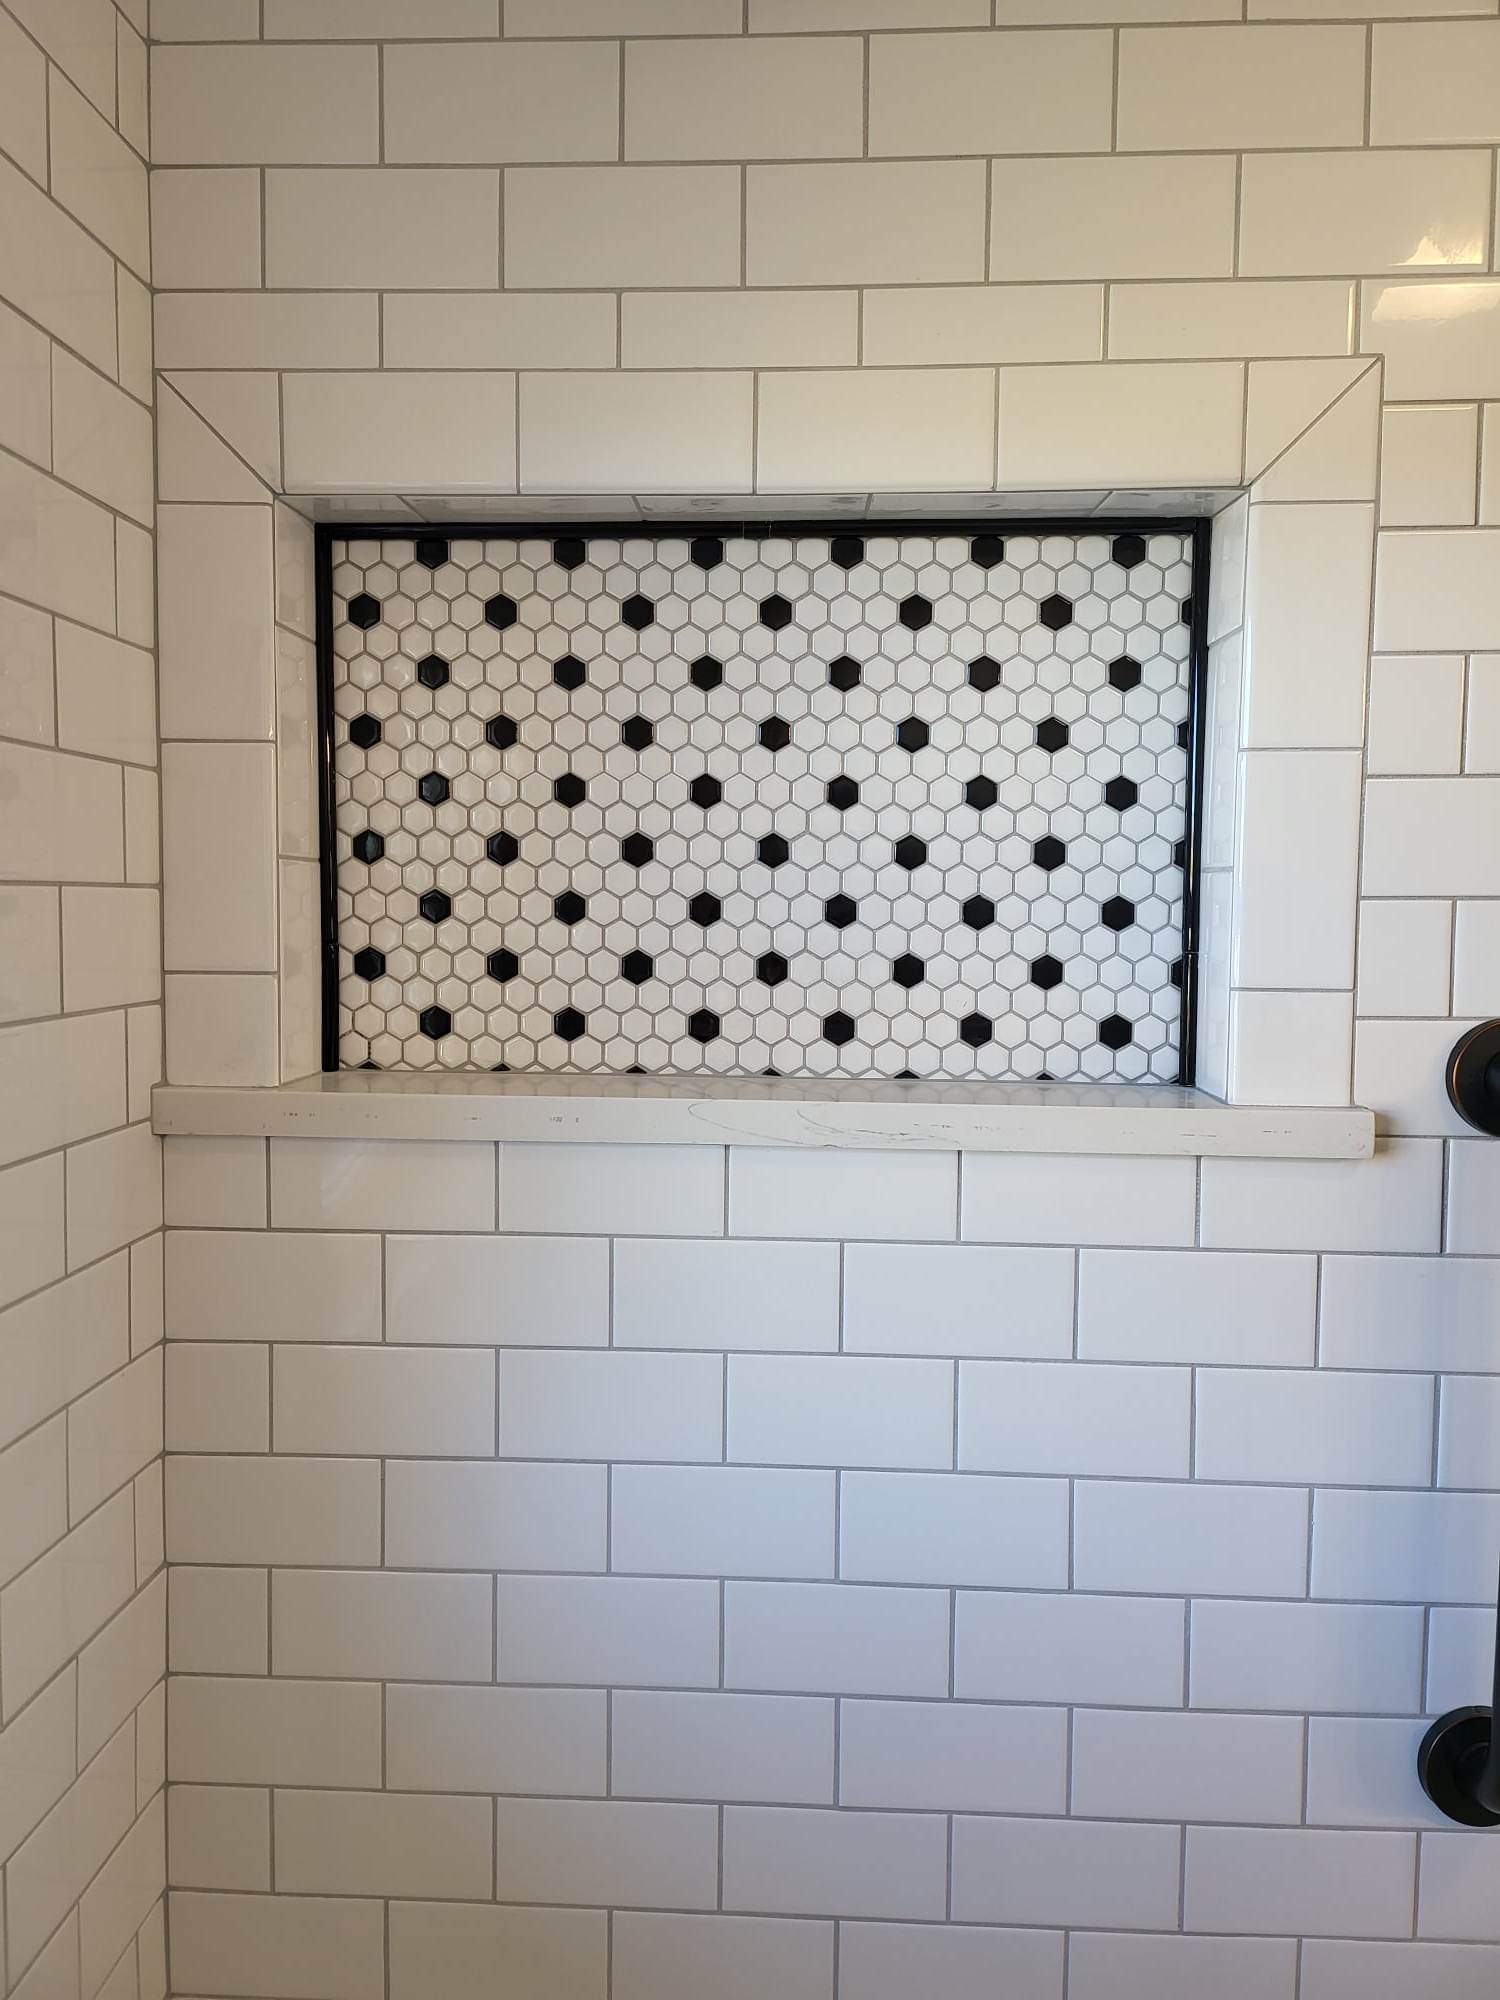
[329,528,1195,1080]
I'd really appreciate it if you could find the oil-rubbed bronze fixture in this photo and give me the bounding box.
[1418,1019,1500,1828]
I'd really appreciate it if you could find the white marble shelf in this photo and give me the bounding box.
[152,1073,1375,1159]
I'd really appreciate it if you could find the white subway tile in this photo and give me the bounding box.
[760,366,996,493]
[1121,24,1363,148]
[610,1690,834,1806]
[166,1456,380,1567]
[268,170,498,290]
[5,1723,135,1980]
[953,1816,1181,1930]
[1438,1376,1500,1490]
[1109,278,1354,361]
[728,1355,952,1470]
[155,292,381,371]
[1072,1708,1305,1824]
[1000,359,1243,487]
[1074,1481,1309,1596]
[387,42,617,163]
[0,301,51,470]
[1468,654,1500,770]
[162,742,275,972]
[170,1785,269,1892]
[270,1138,495,1231]
[840,1471,1067,1588]
[522,368,750,495]
[961,1360,1190,1478]
[1371,21,1500,144]
[758,0,984,20]
[169,1676,380,1788]
[844,1243,1073,1359]
[1240,152,1491,277]
[613,1238,838,1352]
[385,292,617,371]
[167,1892,384,2000]
[152,0,258,32]
[1251,364,1380,503]
[273,1344,494,1458]
[0,887,60,1026]
[1356,1018,1481,1139]
[839,1922,1064,2000]
[55,624,156,768]
[1362,282,1500,403]
[1448,1139,1500,1255]
[167,1229,381,1344]
[506,167,740,288]
[1381,406,1480,528]
[611,1466,834,1579]
[841,1698,1066,1815]
[748,162,986,287]
[724,1581,949,1697]
[159,505,273,741]
[496,1574,720,1688]
[863,283,1102,367]
[1079,1249,1316,1365]
[0,1419,65,1593]
[0,155,116,375]
[0,460,116,631]
[163,1138,266,1231]
[1186,1826,1415,1937]
[629,36,860,160]
[1375,533,1500,654]
[388,1233,607,1346]
[991,156,1235,281]
[730,1147,956,1242]
[1234,749,1360,985]
[613,1913,832,2000]
[1196,1369,1434,1486]
[1419,1832,1500,1941]
[90,1798,168,1995]
[273,1569,492,1682]
[116,521,155,651]
[1080,1939,1297,2000]
[0,1156,65,1313]
[962,1151,1196,1248]
[275,1789,492,1900]
[1314,1490,1500,1604]
[1455,902,1500,1018]
[48,70,149,278]
[166,1344,268,1454]
[1306,1716,1447,1829]
[66,1122,162,1269]
[500,1349,723,1462]
[58,891,157,1016]
[1358,901,1454,1019]
[870,29,1111,155]
[622,289,854,369]
[0,1254,130,1452]
[0,7,46,183]
[285,371,516,493]
[0,1490,134,1718]
[496,1797,718,1910]
[1243,504,1372,748]
[1322,1256,1500,1375]
[1303,1941,1500,2000]
[1200,1142,1443,1255]
[385,1460,606,1572]
[501,1142,724,1236]
[0,1012,125,1167]
[0,1666,75,1865]
[1367,656,1466,777]
[387,1684,603,1798]
[151,45,378,164]
[389,1903,606,2000]
[724,1805,946,1920]
[151,170,261,289]
[66,1347,161,1519]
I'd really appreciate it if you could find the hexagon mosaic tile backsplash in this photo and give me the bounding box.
[329,527,1198,1082]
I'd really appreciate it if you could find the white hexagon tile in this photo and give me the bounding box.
[327,527,1198,1082]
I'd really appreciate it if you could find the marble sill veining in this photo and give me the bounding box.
[152,1072,1374,1159]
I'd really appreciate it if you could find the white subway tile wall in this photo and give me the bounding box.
[0,2,164,1998]
[1,0,1495,1994]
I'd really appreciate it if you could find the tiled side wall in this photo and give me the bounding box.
[143,4,1500,1996]
[163,1133,1500,2000]
[0,3,166,1999]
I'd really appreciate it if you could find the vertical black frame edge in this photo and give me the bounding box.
[314,523,341,1073]
[313,515,1212,1084]
[1177,516,1214,1091]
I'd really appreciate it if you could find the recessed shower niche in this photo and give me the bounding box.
[322,521,1206,1083]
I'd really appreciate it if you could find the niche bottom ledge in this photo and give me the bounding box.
[151,1073,1375,1159]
